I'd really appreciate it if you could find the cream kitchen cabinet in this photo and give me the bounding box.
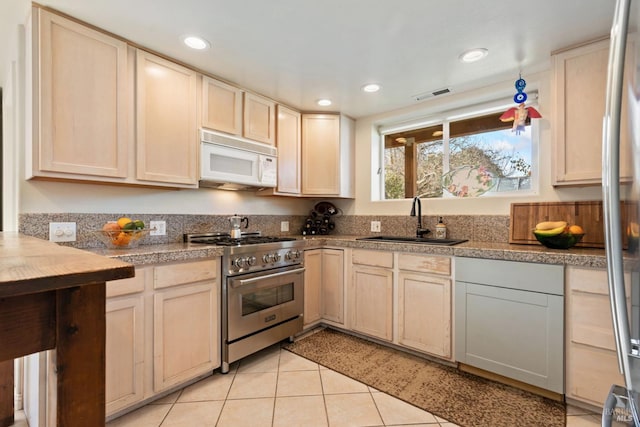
[349,250,393,341]
[201,76,243,135]
[105,259,220,419]
[303,248,345,328]
[135,49,198,187]
[30,8,129,181]
[303,249,323,326]
[274,105,302,195]
[153,259,220,392]
[565,266,631,408]
[397,254,452,359]
[301,114,355,198]
[243,92,276,145]
[106,267,150,416]
[551,37,634,186]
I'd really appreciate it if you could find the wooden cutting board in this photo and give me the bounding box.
[509,201,636,248]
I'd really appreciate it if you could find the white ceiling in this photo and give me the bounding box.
[2,1,633,118]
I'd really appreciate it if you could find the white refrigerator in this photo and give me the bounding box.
[602,0,640,425]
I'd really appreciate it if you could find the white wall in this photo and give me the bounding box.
[351,70,604,216]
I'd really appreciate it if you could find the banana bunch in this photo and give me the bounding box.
[533,221,568,237]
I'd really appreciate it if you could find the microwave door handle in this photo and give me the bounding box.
[258,156,264,182]
[231,267,305,289]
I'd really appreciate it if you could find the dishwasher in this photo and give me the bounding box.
[455,257,564,394]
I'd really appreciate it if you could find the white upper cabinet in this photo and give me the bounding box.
[32,8,129,180]
[551,37,634,186]
[201,76,243,135]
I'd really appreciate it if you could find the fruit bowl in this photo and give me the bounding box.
[533,231,585,249]
[94,229,151,249]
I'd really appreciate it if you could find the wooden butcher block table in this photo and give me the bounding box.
[0,232,134,427]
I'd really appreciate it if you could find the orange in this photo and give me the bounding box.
[112,232,132,246]
[117,217,132,229]
[568,225,584,234]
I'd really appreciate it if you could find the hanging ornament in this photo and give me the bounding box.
[499,74,542,135]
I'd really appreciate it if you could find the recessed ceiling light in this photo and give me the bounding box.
[362,83,381,93]
[183,35,210,50]
[459,48,488,63]
[317,99,332,106]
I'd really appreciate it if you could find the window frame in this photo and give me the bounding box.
[376,97,540,201]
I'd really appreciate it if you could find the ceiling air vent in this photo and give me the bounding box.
[413,87,451,101]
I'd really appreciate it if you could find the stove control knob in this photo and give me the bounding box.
[246,256,257,266]
[262,254,271,263]
[273,253,282,262]
[285,251,295,260]
[294,250,302,259]
[233,257,246,268]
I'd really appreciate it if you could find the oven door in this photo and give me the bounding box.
[227,265,304,342]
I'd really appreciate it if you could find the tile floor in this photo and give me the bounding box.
[101,344,603,427]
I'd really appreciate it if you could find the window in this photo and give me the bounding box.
[382,108,536,199]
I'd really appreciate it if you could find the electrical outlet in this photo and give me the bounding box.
[281,221,289,232]
[49,222,76,242]
[150,220,166,236]
[371,221,381,232]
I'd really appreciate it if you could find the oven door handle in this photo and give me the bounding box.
[231,267,306,288]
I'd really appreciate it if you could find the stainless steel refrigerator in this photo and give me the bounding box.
[602,0,640,425]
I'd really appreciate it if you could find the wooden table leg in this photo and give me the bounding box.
[0,360,13,427]
[56,283,106,427]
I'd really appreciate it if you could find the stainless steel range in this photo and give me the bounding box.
[184,232,305,373]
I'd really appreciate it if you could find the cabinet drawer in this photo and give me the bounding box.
[398,254,450,276]
[154,259,218,289]
[107,267,147,297]
[570,290,621,351]
[352,249,393,268]
[567,343,624,406]
[567,266,630,295]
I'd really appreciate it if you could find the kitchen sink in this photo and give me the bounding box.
[356,236,468,246]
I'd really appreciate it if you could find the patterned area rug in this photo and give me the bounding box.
[285,328,566,427]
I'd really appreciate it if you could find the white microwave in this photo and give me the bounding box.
[199,129,277,190]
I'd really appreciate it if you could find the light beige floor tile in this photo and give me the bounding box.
[276,370,323,396]
[273,395,328,427]
[371,391,438,425]
[178,372,234,402]
[435,415,449,423]
[279,349,319,371]
[106,404,171,427]
[216,397,274,427]
[160,401,224,426]
[227,372,278,399]
[566,414,603,427]
[320,369,369,394]
[438,423,461,427]
[150,390,181,405]
[237,346,281,373]
[324,392,384,427]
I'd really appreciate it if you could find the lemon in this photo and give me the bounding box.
[117,217,132,229]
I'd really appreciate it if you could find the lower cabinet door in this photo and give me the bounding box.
[106,294,145,415]
[455,281,564,393]
[350,265,393,341]
[153,282,218,391]
[398,272,451,358]
[303,249,323,326]
[321,249,344,324]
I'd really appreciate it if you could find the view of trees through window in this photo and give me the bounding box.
[383,111,534,199]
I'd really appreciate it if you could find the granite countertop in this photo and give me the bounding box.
[84,234,627,269]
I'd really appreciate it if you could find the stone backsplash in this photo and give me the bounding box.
[18,213,510,248]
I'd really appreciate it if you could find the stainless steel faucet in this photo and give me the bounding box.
[410,197,431,238]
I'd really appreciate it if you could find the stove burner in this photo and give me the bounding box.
[187,234,296,246]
